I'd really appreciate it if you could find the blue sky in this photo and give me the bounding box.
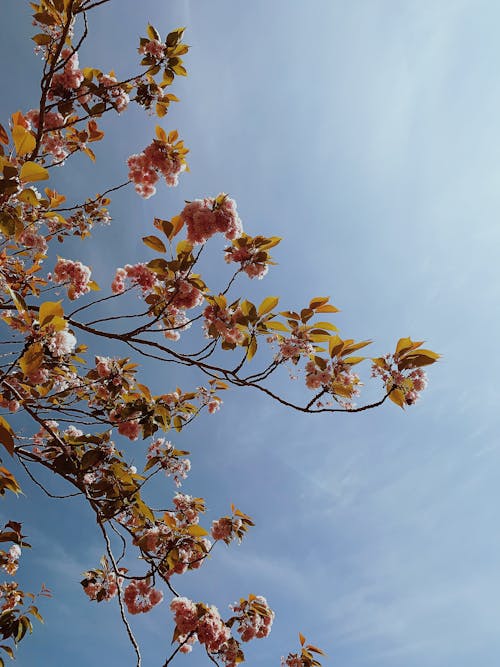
[2,1,500,666]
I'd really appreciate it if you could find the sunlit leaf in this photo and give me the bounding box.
[185,524,209,537]
[12,126,36,157]
[258,296,279,317]
[39,301,64,328]
[0,417,15,456]
[20,161,49,183]
[142,235,166,253]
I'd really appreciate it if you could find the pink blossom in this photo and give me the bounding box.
[197,606,231,652]
[53,258,92,299]
[211,517,233,541]
[1,544,21,575]
[27,367,50,385]
[127,137,186,198]
[112,263,156,294]
[98,74,130,113]
[203,303,244,345]
[170,277,204,310]
[232,595,274,642]
[41,133,69,163]
[49,49,84,98]
[371,356,428,405]
[123,579,163,614]
[181,195,243,245]
[225,244,268,279]
[170,597,199,635]
[95,356,113,378]
[47,330,77,357]
[26,109,64,131]
[117,419,141,441]
[173,493,200,524]
[82,569,124,603]
[139,39,166,59]
[18,228,48,254]
[0,583,22,611]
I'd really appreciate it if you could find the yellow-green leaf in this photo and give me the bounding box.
[12,126,36,157]
[246,337,257,361]
[0,417,15,456]
[265,321,289,332]
[147,24,161,41]
[389,387,406,408]
[142,235,166,253]
[343,356,365,365]
[155,125,167,143]
[176,239,192,256]
[18,188,41,206]
[258,296,279,317]
[39,301,64,328]
[19,342,44,377]
[312,321,338,331]
[315,304,339,314]
[20,161,49,183]
[186,524,209,537]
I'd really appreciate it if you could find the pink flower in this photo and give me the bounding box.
[211,517,233,541]
[82,569,124,603]
[49,49,84,99]
[127,137,187,198]
[124,579,163,614]
[117,419,141,441]
[47,330,77,357]
[53,258,92,299]
[139,39,166,59]
[197,606,231,652]
[98,74,129,113]
[170,597,199,635]
[95,356,113,378]
[18,228,48,254]
[111,263,156,293]
[181,195,243,245]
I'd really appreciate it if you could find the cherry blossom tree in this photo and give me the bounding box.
[0,1,439,665]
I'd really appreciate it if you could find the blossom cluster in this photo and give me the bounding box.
[52,258,92,300]
[82,567,125,603]
[371,353,428,405]
[180,195,243,244]
[127,137,187,198]
[230,595,274,642]
[225,244,268,279]
[270,334,314,362]
[0,544,21,576]
[203,303,244,346]
[0,582,22,612]
[146,438,191,486]
[211,517,241,543]
[48,49,84,100]
[170,597,230,655]
[170,595,274,664]
[305,359,361,401]
[196,384,223,414]
[111,263,156,294]
[123,579,163,614]
[98,74,130,113]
